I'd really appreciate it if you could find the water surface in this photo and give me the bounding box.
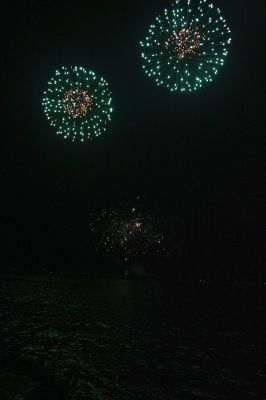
[0,278,264,399]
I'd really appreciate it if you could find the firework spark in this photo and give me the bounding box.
[90,207,167,262]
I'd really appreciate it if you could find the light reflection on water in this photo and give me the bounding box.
[0,278,264,399]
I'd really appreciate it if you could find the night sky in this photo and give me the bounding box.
[2,0,264,279]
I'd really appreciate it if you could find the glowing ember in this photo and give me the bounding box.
[63,89,93,117]
[165,27,204,59]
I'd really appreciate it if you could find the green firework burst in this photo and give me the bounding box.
[42,66,113,142]
[140,0,231,92]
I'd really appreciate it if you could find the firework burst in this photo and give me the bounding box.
[90,207,167,263]
[42,66,113,142]
[140,0,231,92]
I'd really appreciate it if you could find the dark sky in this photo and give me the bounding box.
[1,0,264,277]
